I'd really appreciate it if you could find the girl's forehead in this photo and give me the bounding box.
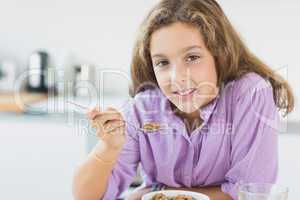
[150,22,206,56]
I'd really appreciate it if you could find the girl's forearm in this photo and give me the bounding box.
[72,143,121,200]
[166,186,233,200]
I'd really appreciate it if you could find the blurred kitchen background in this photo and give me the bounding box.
[0,0,299,200]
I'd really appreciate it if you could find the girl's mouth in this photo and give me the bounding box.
[173,88,197,97]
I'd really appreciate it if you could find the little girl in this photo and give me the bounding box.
[72,0,294,200]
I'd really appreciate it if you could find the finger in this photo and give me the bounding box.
[103,124,125,138]
[96,129,105,139]
[103,107,121,116]
[90,106,120,121]
[94,123,105,138]
[104,123,125,136]
[94,112,123,126]
[106,107,124,121]
[113,125,126,136]
[92,117,122,135]
[103,120,125,133]
[87,107,101,120]
[91,120,102,130]
[106,106,118,112]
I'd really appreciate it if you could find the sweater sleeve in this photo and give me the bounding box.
[101,100,141,200]
[221,79,279,200]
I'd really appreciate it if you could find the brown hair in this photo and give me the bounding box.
[129,0,294,116]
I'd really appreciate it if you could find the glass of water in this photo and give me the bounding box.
[238,182,288,200]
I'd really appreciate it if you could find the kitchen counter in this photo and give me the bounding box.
[0,92,48,112]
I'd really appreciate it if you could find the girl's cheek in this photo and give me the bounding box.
[155,71,171,85]
[193,64,217,82]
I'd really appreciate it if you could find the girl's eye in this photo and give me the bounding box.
[186,55,200,63]
[154,60,169,68]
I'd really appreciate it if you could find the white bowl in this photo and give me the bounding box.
[142,190,210,200]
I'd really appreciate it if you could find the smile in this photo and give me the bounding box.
[173,88,197,97]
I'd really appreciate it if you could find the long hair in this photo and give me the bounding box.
[129,0,294,116]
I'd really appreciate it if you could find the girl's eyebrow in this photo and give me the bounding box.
[151,45,202,59]
[151,53,165,59]
[181,45,202,53]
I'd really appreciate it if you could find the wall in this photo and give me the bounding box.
[0,0,298,119]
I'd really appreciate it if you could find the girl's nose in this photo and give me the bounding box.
[170,64,190,83]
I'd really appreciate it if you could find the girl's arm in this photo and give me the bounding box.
[73,142,122,200]
[220,77,279,200]
[73,107,141,200]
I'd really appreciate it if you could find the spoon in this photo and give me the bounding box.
[66,100,170,133]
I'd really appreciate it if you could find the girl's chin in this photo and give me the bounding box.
[173,102,201,114]
[167,98,198,113]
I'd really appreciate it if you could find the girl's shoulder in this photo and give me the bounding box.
[224,72,273,102]
[133,87,166,107]
[123,87,168,119]
[134,87,164,100]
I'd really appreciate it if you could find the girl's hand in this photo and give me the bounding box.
[125,187,152,200]
[87,107,126,152]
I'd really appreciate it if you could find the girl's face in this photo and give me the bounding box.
[150,22,219,114]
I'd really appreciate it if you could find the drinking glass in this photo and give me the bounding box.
[238,182,288,200]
